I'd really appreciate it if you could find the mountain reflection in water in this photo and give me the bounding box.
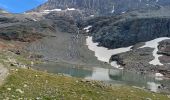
[34,63,170,93]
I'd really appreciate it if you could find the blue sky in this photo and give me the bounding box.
[0,0,47,13]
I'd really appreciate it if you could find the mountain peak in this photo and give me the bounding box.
[30,0,170,15]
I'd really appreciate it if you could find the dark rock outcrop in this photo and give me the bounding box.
[158,39,170,56]
[0,24,44,42]
[87,16,170,49]
[158,39,170,64]
[109,55,125,66]
[110,47,154,72]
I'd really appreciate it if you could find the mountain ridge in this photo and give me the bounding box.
[30,0,170,16]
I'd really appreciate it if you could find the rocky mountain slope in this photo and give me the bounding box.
[0,11,104,67]
[1,0,170,78]
[30,0,170,16]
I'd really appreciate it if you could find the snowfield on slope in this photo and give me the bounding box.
[86,36,170,69]
[86,36,132,63]
[86,36,132,69]
[140,37,170,66]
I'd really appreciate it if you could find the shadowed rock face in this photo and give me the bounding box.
[0,24,44,42]
[31,0,170,16]
[88,17,170,49]
[158,39,170,56]
[158,40,170,64]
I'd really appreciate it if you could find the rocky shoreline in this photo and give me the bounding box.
[110,39,170,79]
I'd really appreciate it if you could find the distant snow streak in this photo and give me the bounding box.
[42,8,76,13]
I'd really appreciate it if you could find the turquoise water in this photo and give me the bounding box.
[34,62,170,93]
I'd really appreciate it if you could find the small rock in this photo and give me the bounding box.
[81,79,90,83]
[21,65,26,68]
[146,98,152,100]
[16,89,24,94]
[45,80,48,84]
[7,88,11,91]
[11,95,15,97]
[167,95,170,98]
[76,80,79,83]
[23,84,27,88]
[36,97,41,100]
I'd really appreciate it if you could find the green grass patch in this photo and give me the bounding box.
[0,68,168,100]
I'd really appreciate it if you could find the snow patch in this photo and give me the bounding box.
[42,9,62,13]
[155,73,164,77]
[86,36,132,68]
[42,8,76,14]
[90,15,94,17]
[140,37,170,66]
[84,26,92,33]
[67,8,76,11]
[122,11,126,14]
[111,5,115,13]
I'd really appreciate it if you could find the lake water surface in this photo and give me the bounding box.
[34,63,170,93]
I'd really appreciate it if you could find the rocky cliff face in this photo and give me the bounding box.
[88,17,170,49]
[31,0,170,16]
